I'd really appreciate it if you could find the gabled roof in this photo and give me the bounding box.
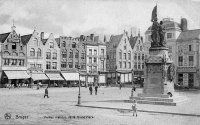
[21,34,32,45]
[109,34,123,47]
[42,39,48,45]
[0,32,10,43]
[55,38,60,48]
[129,35,138,49]
[177,29,200,42]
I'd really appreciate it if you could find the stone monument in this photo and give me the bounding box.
[130,5,183,106]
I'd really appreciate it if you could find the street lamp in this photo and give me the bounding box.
[131,69,134,98]
[77,65,81,105]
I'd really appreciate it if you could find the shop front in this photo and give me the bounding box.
[46,73,64,87]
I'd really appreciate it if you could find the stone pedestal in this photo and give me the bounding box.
[143,47,174,95]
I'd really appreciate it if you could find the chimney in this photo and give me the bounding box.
[181,18,188,31]
[90,34,94,41]
[41,32,44,41]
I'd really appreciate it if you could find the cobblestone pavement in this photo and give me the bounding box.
[0,87,200,125]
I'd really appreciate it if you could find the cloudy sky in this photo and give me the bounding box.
[0,0,200,38]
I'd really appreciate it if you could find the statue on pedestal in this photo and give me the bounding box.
[150,5,166,48]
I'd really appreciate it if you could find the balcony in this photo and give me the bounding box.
[99,55,106,60]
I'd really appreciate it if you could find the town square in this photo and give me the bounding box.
[1,0,200,125]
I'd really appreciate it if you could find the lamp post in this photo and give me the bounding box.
[131,69,134,98]
[77,65,81,105]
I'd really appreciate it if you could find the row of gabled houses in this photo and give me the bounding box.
[0,25,107,87]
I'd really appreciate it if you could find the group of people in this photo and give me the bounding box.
[89,84,98,95]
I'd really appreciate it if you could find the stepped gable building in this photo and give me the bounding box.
[21,30,49,85]
[42,33,64,86]
[176,29,200,88]
[129,33,145,84]
[0,25,29,87]
[106,31,133,84]
[59,36,86,86]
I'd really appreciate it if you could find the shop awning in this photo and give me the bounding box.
[31,73,49,81]
[61,72,79,81]
[4,71,30,79]
[46,73,64,80]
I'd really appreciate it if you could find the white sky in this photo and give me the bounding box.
[0,0,200,38]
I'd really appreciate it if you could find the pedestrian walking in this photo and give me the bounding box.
[44,86,49,98]
[119,83,122,90]
[95,84,98,95]
[89,85,93,95]
[132,99,137,117]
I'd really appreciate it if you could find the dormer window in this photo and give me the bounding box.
[50,42,54,48]
[189,45,192,52]
[12,43,16,50]
[167,33,172,39]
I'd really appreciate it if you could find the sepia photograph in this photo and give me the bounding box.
[0,0,200,124]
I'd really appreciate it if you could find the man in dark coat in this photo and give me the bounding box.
[89,85,93,95]
[95,84,98,95]
[44,86,49,98]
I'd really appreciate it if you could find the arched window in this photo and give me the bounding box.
[52,52,57,59]
[46,49,51,59]
[30,48,35,56]
[37,48,42,57]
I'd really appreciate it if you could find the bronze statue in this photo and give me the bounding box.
[150,5,166,48]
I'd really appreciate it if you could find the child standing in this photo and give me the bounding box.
[44,86,49,98]
[132,99,137,117]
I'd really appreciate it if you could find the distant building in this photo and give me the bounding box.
[21,30,48,85]
[129,33,145,84]
[42,33,64,86]
[0,25,29,87]
[59,36,86,86]
[176,29,200,88]
[106,31,133,84]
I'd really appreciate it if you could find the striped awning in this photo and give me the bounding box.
[31,73,49,81]
[46,73,64,80]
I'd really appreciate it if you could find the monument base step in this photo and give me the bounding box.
[130,96,173,102]
[138,93,169,98]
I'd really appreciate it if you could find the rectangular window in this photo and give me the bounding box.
[30,64,35,68]
[75,52,79,58]
[50,42,54,48]
[5,45,8,50]
[124,53,126,60]
[137,46,139,51]
[140,46,143,51]
[138,62,141,69]
[46,52,51,59]
[134,62,137,69]
[168,46,172,53]
[46,62,51,69]
[101,49,104,56]
[178,56,183,66]
[89,66,92,72]
[142,63,144,69]
[37,64,42,68]
[94,57,97,63]
[4,59,10,65]
[89,49,92,55]
[124,61,126,68]
[119,61,122,68]
[142,54,144,60]
[69,52,73,58]
[94,49,97,55]
[93,66,97,72]
[101,60,104,70]
[11,59,17,65]
[61,63,67,68]
[72,43,76,48]
[189,45,192,52]
[134,53,137,60]
[75,62,79,69]
[19,60,24,66]
[89,57,92,63]
[119,52,122,59]
[62,52,67,58]
[167,33,172,39]
[52,53,57,60]
[81,53,85,59]
[12,43,16,50]
[124,45,126,50]
[68,62,73,68]
[128,53,131,60]
[128,62,131,68]
[189,56,194,66]
[52,62,57,69]
[138,53,140,60]
[81,64,85,69]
